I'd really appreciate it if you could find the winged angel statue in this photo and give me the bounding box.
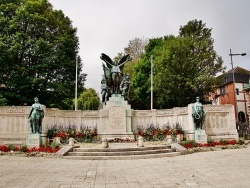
[100,53,131,103]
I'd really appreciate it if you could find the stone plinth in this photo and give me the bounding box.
[195,129,207,144]
[98,94,134,140]
[26,133,41,148]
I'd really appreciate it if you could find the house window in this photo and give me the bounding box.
[220,87,225,95]
[224,77,227,83]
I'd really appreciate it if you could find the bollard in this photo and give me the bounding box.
[68,137,76,146]
[137,136,144,147]
[102,138,109,148]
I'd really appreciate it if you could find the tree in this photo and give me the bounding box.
[0,0,86,108]
[132,38,164,109]
[0,94,7,106]
[114,38,148,109]
[133,20,225,109]
[124,37,148,60]
[77,88,100,110]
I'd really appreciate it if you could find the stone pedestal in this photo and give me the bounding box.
[195,129,207,144]
[98,94,134,140]
[26,133,41,148]
[185,104,195,141]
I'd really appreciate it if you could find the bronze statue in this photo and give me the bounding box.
[120,73,130,99]
[101,77,110,104]
[192,97,204,130]
[100,53,131,95]
[28,97,44,133]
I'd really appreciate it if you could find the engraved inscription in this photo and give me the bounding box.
[135,111,152,116]
[109,106,125,129]
[156,109,173,116]
[28,138,39,145]
[6,107,25,114]
[61,111,77,118]
[83,111,99,117]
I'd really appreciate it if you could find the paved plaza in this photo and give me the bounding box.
[1,145,250,188]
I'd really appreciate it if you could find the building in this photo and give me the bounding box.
[243,83,250,124]
[210,66,250,124]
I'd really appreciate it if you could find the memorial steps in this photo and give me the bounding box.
[61,144,182,160]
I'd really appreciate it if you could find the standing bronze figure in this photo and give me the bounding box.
[28,97,44,133]
[192,97,205,130]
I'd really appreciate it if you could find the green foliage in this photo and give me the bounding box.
[238,138,245,145]
[0,94,7,106]
[180,140,198,148]
[8,144,15,151]
[20,145,28,152]
[77,88,100,110]
[50,141,59,149]
[114,38,148,109]
[219,139,228,145]
[0,0,86,108]
[132,20,226,109]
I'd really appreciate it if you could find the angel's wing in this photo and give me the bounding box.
[118,54,132,71]
[100,53,113,69]
[118,54,131,65]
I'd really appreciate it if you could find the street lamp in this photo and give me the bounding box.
[229,49,246,122]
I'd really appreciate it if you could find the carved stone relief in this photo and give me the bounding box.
[6,107,26,114]
[109,106,125,129]
[156,109,173,116]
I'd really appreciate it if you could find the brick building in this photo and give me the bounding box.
[209,66,250,124]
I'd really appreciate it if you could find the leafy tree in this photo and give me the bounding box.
[124,37,148,60]
[132,38,164,109]
[114,38,148,109]
[0,94,7,106]
[0,0,86,108]
[77,88,100,110]
[133,20,225,109]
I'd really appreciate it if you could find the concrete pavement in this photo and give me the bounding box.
[1,145,250,188]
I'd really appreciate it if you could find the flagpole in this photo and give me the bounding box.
[75,55,78,111]
[151,55,153,110]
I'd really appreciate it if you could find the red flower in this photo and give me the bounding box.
[164,130,169,135]
[137,131,142,136]
[55,131,67,138]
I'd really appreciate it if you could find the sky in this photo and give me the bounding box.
[49,0,250,95]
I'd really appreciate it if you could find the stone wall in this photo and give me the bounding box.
[0,104,238,144]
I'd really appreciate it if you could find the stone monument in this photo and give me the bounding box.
[98,53,134,140]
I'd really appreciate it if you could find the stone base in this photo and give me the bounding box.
[208,134,239,141]
[185,131,195,141]
[195,130,207,144]
[26,133,41,148]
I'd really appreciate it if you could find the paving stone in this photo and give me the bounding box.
[0,146,250,187]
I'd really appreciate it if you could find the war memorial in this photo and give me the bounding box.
[0,53,239,155]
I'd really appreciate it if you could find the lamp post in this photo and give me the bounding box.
[229,49,246,122]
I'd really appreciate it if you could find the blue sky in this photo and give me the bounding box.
[49,0,250,94]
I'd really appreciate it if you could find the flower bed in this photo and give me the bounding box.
[136,123,184,141]
[47,125,97,143]
[0,145,60,157]
[180,139,243,149]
